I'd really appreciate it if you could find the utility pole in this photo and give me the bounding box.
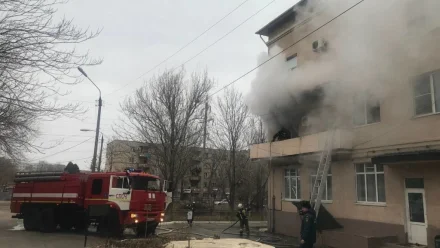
[203,101,209,150]
[97,135,104,172]
[202,100,209,202]
[108,149,114,172]
[78,67,102,173]
[92,97,102,172]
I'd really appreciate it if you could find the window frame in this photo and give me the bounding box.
[413,71,440,116]
[283,168,301,201]
[111,176,130,189]
[286,54,297,71]
[355,163,386,204]
[310,167,332,201]
[353,93,381,126]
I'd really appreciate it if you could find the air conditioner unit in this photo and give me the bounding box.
[312,39,328,52]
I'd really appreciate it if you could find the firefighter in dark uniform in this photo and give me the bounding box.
[236,203,250,236]
[299,201,317,248]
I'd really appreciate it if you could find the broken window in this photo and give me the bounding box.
[353,93,381,126]
[414,71,440,115]
[284,168,301,200]
[355,163,385,203]
[286,55,297,70]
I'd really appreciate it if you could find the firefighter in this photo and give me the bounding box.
[236,203,250,236]
[299,201,317,248]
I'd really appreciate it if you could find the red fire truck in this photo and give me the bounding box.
[10,169,168,236]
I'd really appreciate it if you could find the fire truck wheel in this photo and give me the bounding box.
[148,223,158,235]
[40,208,57,233]
[59,218,74,231]
[136,224,146,237]
[74,219,86,232]
[23,208,40,231]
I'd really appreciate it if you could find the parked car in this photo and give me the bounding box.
[214,199,228,205]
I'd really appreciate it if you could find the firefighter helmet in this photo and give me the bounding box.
[238,203,243,209]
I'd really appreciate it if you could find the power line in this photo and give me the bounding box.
[168,0,276,74]
[208,0,366,98]
[105,0,252,96]
[30,137,94,162]
[39,133,94,137]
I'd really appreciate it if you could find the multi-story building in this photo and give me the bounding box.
[105,140,229,202]
[250,0,440,247]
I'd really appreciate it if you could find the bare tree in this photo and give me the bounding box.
[212,87,249,210]
[0,157,17,186]
[0,0,101,159]
[204,148,228,211]
[117,69,214,196]
[248,116,266,145]
[243,116,269,211]
[20,161,65,172]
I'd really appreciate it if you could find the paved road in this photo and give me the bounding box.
[0,202,103,248]
[0,202,295,248]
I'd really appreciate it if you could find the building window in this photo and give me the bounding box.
[284,168,301,200]
[204,182,207,188]
[353,93,381,126]
[91,179,103,195]
[204,172,208,179]
[355,163,386,203]
[286,55,297,70]
[129,157,134,163]
[112,176,130,189]
[310,167,332,201]
[414,71,440,115]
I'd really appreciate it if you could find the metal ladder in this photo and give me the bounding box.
[310,129,335,218]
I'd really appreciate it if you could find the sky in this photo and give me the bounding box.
[25,0,300,170]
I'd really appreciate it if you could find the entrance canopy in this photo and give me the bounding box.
[371,150,440,165]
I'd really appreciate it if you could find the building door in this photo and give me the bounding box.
[405,178,427,245]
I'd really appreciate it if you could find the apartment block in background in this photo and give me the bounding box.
[105,140,229,202]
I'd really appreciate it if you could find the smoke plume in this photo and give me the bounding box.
[246,0,440,139]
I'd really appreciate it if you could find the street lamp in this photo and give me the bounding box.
[80,129,104,172]
[78,66,102,172]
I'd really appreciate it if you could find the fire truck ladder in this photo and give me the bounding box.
[310,129,335,219]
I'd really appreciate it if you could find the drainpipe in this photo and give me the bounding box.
[270,142,275,233]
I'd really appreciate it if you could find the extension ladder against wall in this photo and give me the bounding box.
[310,129,335,219]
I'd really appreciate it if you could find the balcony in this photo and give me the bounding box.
[250,129,353,159]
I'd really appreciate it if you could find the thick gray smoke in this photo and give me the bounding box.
[246,0,440,140]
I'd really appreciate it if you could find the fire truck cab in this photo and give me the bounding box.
[10,169,167,236]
